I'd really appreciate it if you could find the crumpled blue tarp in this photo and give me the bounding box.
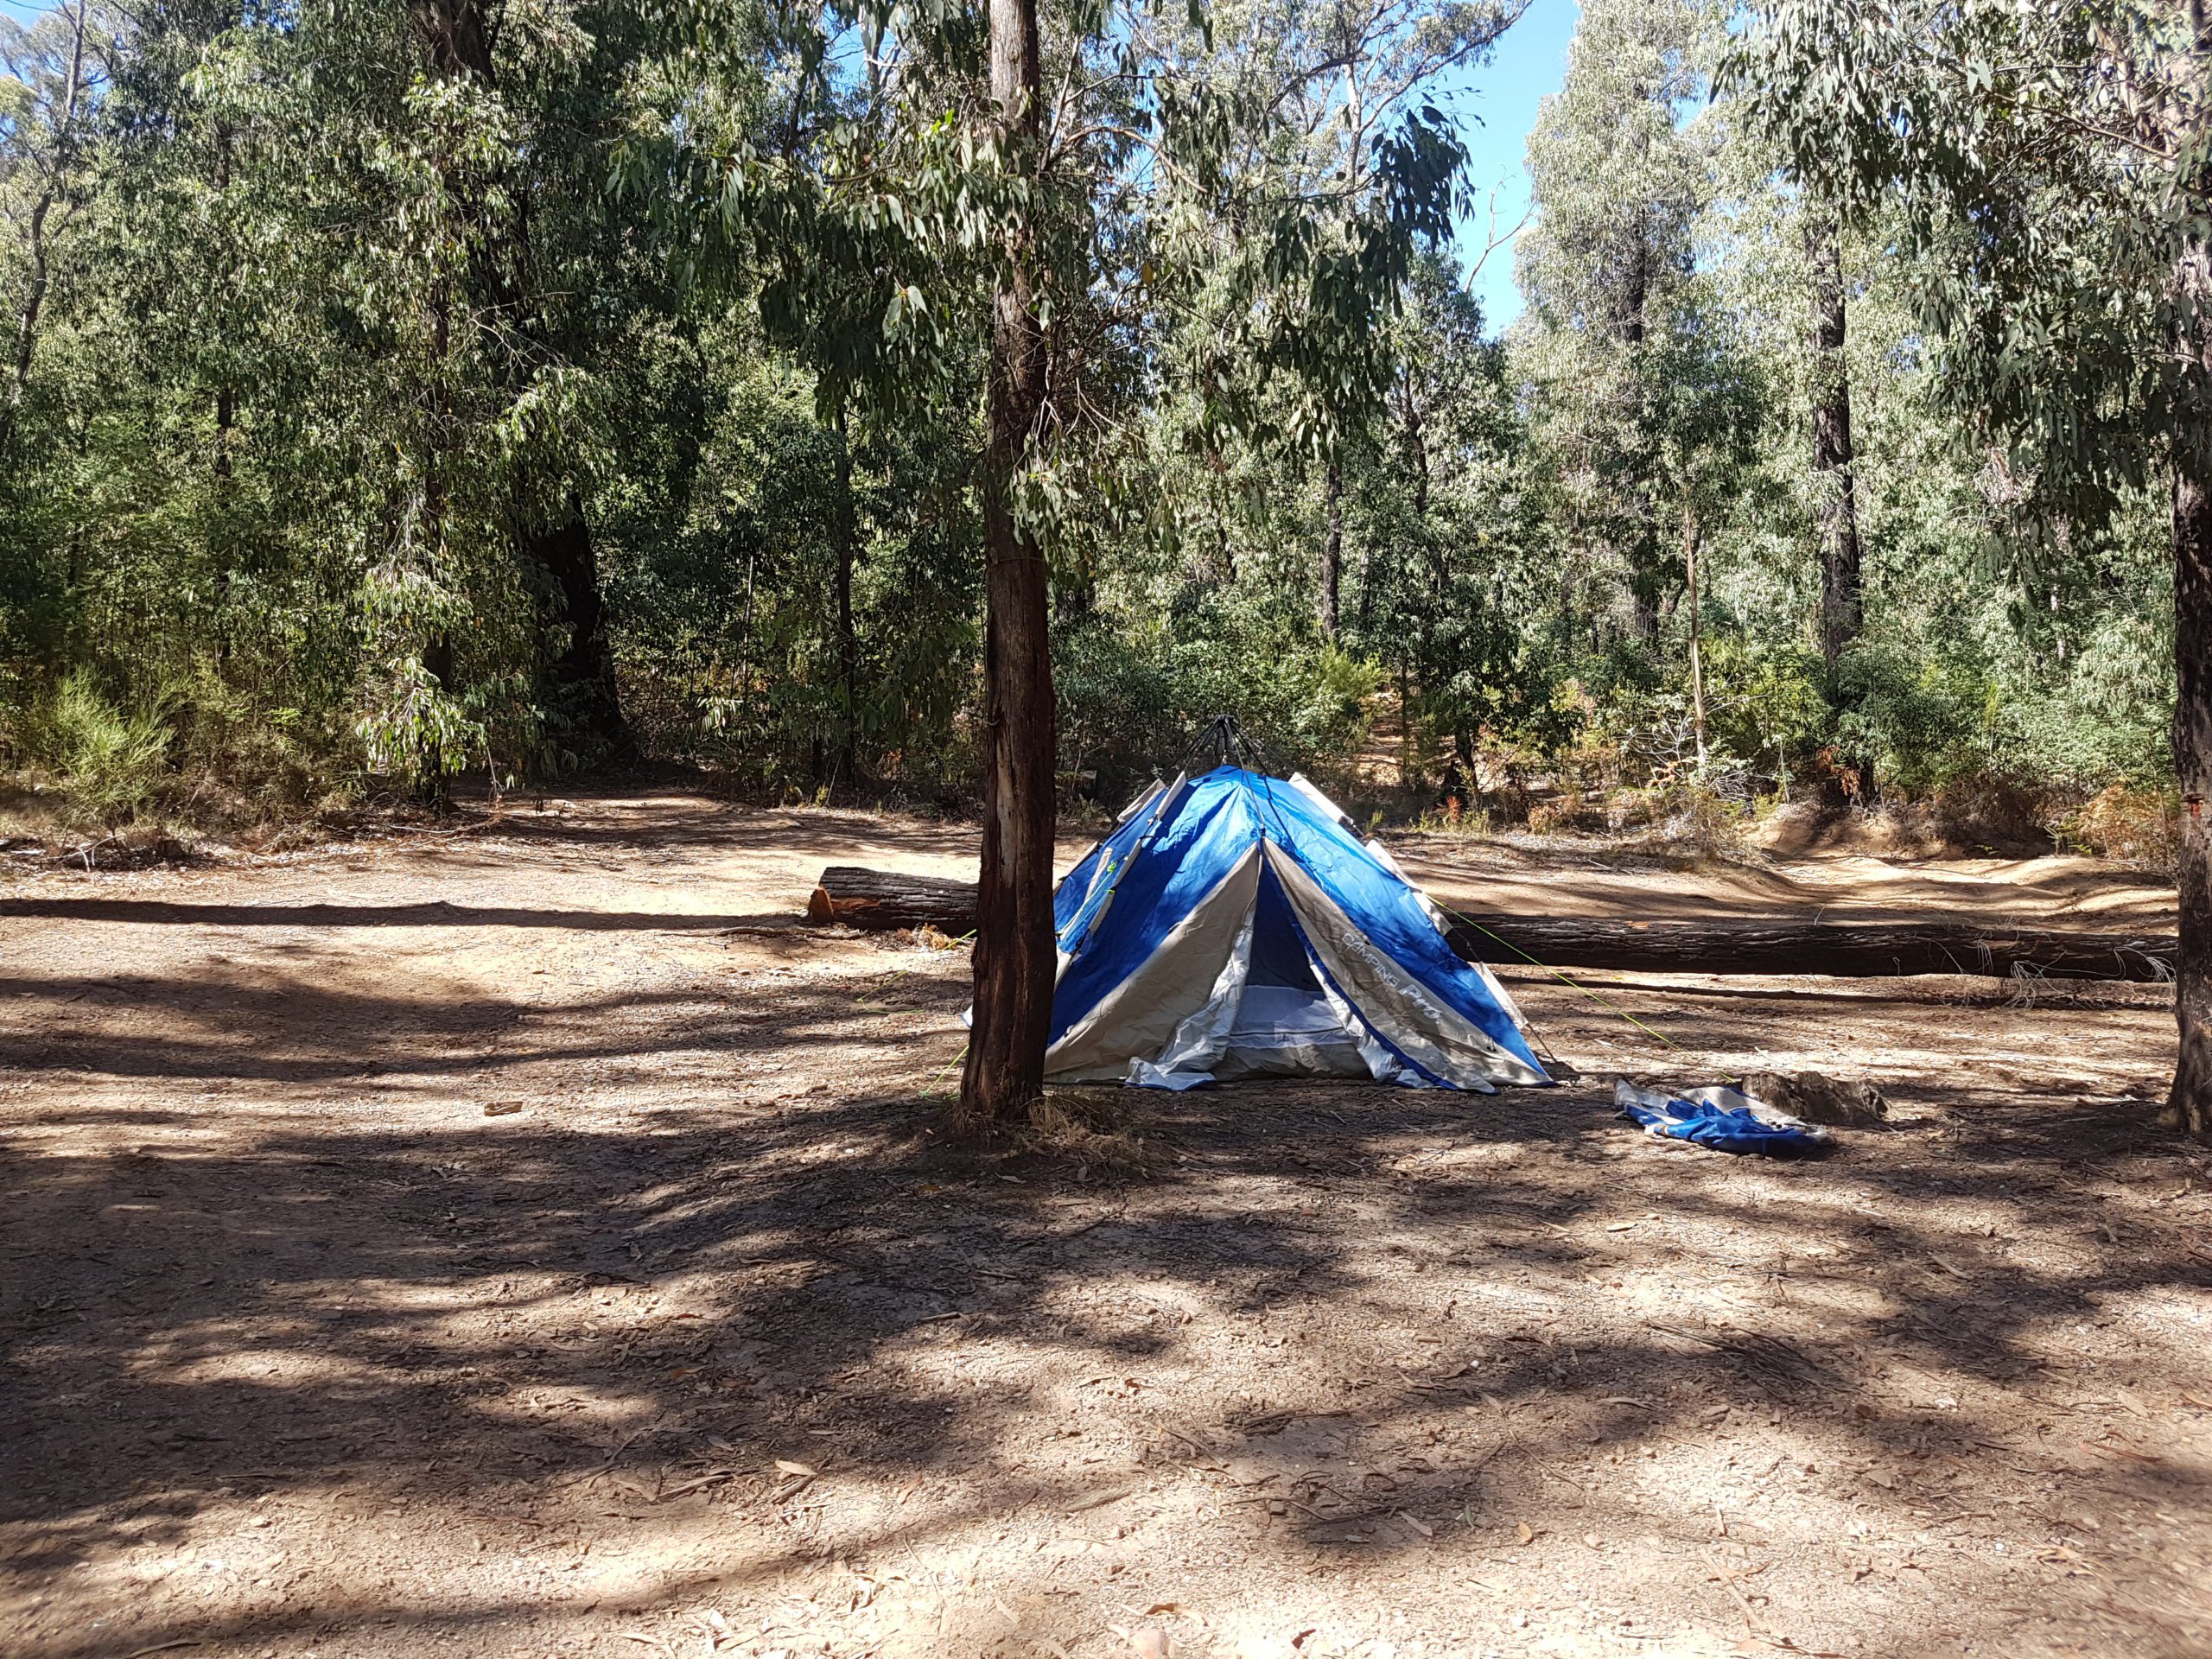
[1614,1079,1833,1157]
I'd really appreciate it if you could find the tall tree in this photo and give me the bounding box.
[963,0,1060,1122]
[646,0,1503,1122]
[1739,0,2210,1139]
[1515,0,1707,646]
[403,0,629,760]
[0,0,100,460]
[1805,199,1861,668]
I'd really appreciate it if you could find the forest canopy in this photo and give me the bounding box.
[0,0,2176,823]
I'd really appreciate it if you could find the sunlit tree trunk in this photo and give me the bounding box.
[1808,203,1863,667]
[2171,234,2212,1141]
[1319,459,1344,642]
[1684,500,1707,771]
[961,0,1058,1126]
[833,391,858,782]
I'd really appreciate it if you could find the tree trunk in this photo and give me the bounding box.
[410,0,626,761]
[1398,657,1416,790]
[833,393,859,781]
[214,386,234,481]
[1685,501,1707,770]
[1629,575,1660,646]
[419,629,457,810]
[1808,204,1863,668]
[1319,458,1343,642]
[524,500,626,755]
[960,0,1057,1127]
[2,193,56,459]
[0,0,86,459]
[2171,457,2212,1141]
[809,867,982,931]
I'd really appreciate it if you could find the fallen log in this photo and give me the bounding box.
[805,866,978,932]
[1439,916,2176,983]
[805,864,2177,982]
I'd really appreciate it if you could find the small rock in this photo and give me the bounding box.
[1741,1070,1888,1128]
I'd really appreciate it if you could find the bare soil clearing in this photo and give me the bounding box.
[3,789,2209,1659]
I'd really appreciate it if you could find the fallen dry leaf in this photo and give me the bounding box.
[773,1459,819,1478]
[1516,1522,1535,1545]
[1067,1487,1134,1513]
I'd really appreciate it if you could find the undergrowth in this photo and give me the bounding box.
[1018,1091,1160,1175]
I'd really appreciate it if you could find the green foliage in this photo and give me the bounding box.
[20,671,174,829]
[1732,1,2205,507]
[0,0,2183,837]
[1057,603,1380,798]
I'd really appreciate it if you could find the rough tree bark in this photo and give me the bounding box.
[2171,433,2212,1142]
[1808,203,1863,668]
[1684,500,1707,769]
[1319,458,1344,643]
[2167,227,2202,1141]
[2155,10,2212,1142]
[960,0,1058,1126]
[832,392,859,781]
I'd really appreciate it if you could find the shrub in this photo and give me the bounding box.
[1054,605,1382,799]
[2057,784,2181,874]
[1657,779,1750,858]
[1927,772,2055,852]
[28,672,176,830]
[1527,786,1591,836]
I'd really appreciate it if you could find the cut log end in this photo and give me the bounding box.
[807,865,980,932]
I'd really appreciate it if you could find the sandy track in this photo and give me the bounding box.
[3,791,2208,1659]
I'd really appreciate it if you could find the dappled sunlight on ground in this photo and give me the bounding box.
[3,790,2209,1658]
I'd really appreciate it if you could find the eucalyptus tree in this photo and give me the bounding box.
[1804,194,1861,669]
[1646,302,1765,768]
[1513,0,1708,646]
[1738,1,2210,1137]
[641,0,1508,1120]
[1341,250,1533,779]
[1192,0,1529,642]
[0,0,108,460]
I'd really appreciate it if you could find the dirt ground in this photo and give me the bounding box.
[3,789,2209,1659]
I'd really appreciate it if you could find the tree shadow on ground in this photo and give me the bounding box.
[4,958,2210,1656]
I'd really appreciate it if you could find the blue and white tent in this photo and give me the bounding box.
[1044,766,1551,1091]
